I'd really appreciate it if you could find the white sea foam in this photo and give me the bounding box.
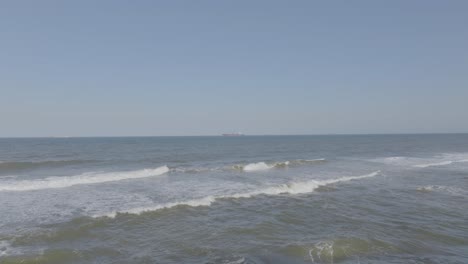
[171,167,219,173]
[232,170,380,197]
[102,195,217,218]
[98,171,379,218]
[372,153,468,168]
[382,157,406,162]
[304,158,326,162]
[414,159,468,168]
[417,185,467,197]
[274,161,290,167]
[413,161,454,168]
[240,159,324,171]
[370,156,410,165]
[310,241,334,263]
[0,166,169,191]
[226,257,246,264]
[0,240,16,257]
[243,162,273,171]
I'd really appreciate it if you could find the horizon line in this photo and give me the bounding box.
[1,132,468,139]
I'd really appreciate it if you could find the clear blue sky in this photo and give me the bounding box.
[1,1,467,136]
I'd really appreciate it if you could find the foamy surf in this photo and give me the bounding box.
[243,162,274,171]
[232,170,380,197]
[309,240,334,264]
[98,171,379,218]
[301,158,327,162]
[0,166,169,191]
[413,161,454,168]
[0,240,13,257]
[416,185,467,197]
[101,196,217,218]
[372,153,468,168]
[414,159,468,168]
[235,159,325,172]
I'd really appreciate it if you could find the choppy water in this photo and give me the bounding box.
[0,135,467,263]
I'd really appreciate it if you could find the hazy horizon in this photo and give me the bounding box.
[1,1,468,137]
[2,132,468,139]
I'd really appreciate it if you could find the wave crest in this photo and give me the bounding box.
[416,185,467,197]
[99,171,379,218]
[372,153,468,168]
[413,159,468,168]
[233,159,326,172]
[0,166,169,191]
[243,162,273,171]
[234,171,379,197]
[413,161,454,168]
[102,196,216,218]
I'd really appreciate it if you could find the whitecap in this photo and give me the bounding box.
[414,159,468,168]
[0,240,16,257]
[413,161,454,168]
[232,170,379,197]
[243,162,273,171]
[417,185,467,197]
[0,165,169,191]
[101,195,216,218]
[372,153,468,168]
[97,171,379,218]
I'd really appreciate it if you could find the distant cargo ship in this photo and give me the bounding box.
[222,132,244,136]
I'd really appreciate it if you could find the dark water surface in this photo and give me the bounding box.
[0,135,467,263]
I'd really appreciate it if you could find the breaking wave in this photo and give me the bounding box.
[413,161,454,168]
[233,159,326,172]
[0,158,326,176]
[243,162,274,171]
[101,196,217,218]
[236,170,379,196]
[0,240,14,257]
[413,159,468,168]
[416,185,468,197]
[371,153,468,168]
[0,166,169,191]
[170,167,219,173]
[99,171,379,218]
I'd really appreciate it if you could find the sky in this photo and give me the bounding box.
[1,1,467,137]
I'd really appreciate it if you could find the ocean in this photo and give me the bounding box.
[0,134,467,263]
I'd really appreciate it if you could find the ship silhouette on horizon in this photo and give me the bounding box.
[221,132,244,136]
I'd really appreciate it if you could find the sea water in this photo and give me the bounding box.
[0,135,467,263]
